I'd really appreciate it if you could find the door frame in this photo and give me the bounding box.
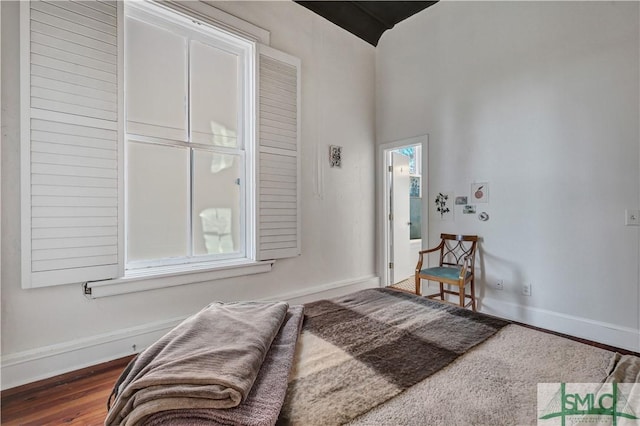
[378,135,428,287]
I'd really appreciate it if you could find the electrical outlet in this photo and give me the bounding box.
[495,279,504,290]
[522,283,531,296]
[625,209,640,226]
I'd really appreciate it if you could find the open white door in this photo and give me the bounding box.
[391,152,412,283]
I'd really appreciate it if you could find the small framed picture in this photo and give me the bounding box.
[329,145,342,168]
[463,205,477,214]
[471,182,489,203]
[455,196,468,205]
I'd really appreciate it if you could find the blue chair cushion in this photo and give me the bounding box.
[419,266,471,281]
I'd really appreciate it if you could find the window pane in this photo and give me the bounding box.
[190,40,238,147]
[126,17,187,140]
[127,142,189,262]
[192,149,242,256]
[410,197,422,240]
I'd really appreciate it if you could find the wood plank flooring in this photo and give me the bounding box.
[1,355,134,426]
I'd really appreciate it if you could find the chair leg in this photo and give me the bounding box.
[439,282,444,301]
[459,283,465,308]
[470,278,476,311]
[415,274,421,296]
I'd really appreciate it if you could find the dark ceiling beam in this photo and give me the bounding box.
[296,1,386,46]
[351,2,395,30]
[294,1,437,46]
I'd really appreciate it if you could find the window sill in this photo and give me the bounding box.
[85,259,275,298]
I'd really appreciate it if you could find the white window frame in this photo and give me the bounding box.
[123,1,255,272]
[88,2,288,297]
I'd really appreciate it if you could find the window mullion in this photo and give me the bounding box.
[188,148,195,258]
[187,36,194,259]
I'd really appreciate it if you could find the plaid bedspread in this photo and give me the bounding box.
[278,288,509,425]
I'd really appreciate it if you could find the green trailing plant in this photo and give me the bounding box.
[435,192,450,218]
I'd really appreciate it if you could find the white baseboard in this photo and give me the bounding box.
[480,297,640,353]
[0,316,186,391]
[0,275,380,391]
[263,274,380,304]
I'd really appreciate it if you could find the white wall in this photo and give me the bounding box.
[377,1,640,350]
[0,0,376,388]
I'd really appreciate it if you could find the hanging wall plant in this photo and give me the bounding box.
[435,192,450,218]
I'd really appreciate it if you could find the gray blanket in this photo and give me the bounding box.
[605,353,640,421]
[105,301,289,426]
[143,306,304,426]
[607,353,640,384]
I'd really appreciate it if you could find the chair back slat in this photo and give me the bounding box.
[438,234,478,268]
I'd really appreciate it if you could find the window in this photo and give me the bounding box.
[20,1,301,292]
[391,145,422,240]
[124,3,253,270]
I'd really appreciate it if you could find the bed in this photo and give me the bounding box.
[106,287,639,426]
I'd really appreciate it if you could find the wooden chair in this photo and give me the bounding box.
[415,234,478,311]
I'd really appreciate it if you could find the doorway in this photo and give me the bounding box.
[379,136,428,287]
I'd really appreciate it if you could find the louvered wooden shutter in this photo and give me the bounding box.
[256,45,301,260]
[20,0,123,288]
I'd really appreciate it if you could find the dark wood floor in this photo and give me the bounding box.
[1,355,134,426]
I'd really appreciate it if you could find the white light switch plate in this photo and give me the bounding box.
[625,209,640,226]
